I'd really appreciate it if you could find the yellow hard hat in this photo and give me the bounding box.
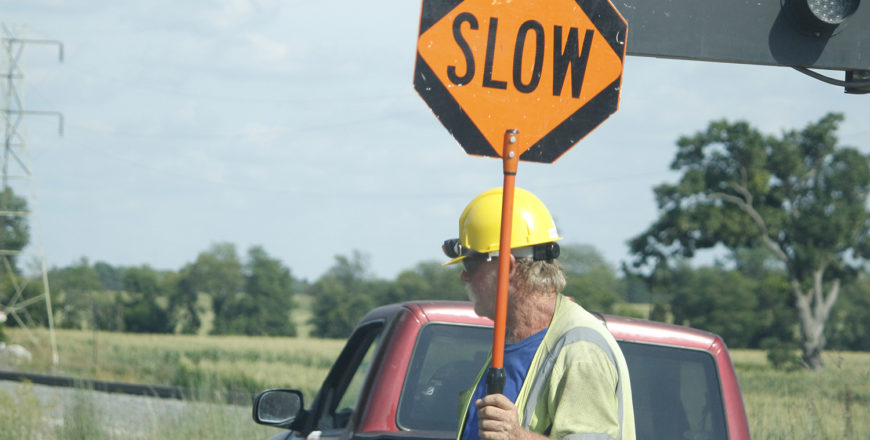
[443,187,562,266]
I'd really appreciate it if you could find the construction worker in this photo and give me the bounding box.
[443,187,635,440]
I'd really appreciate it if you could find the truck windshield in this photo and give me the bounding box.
[396,324,729,440]
[619,341,728,440]
[397,323,492,432]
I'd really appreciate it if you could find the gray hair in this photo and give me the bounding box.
[512,258,566,295]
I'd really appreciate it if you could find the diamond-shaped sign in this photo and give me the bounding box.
[415,0,627,163]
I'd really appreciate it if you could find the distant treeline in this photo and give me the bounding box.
[1,242,868,355]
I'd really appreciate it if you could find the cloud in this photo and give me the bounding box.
[239,122,285,149]
[243,34,290,63]
[199,0,279,29]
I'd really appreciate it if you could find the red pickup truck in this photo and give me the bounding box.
[252,301,751,440]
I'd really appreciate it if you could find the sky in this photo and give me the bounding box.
[1,0,868,282]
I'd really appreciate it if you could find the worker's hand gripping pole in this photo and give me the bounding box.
[487,129,519,396]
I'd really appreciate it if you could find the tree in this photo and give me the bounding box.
[168,266,201,334]
[181,243,245,334]
[383,261,466,304]
[218,246,297,336]
[0,187,30,273]
[309,251,383,338]
[668,264,758,346]
[48,257,119,330]
[94,262,123,291]
[629,113,870,370]
[826,272,870,351]
[729,248,796,349]
[559,244,623,313]
[121,265,171,333]
[658,254,793,349]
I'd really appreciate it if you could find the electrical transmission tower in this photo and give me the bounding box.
[1,23,63,365]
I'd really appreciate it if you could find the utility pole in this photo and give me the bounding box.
[1,23,63,366]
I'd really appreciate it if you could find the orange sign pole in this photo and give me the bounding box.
[487,129,519,396]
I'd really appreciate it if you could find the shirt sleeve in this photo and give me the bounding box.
[547,341,620,440]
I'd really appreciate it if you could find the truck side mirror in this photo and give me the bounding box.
[252,389,305,428]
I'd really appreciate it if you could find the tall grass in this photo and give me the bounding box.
[732,350,870,440]
[11,328,344,398]
[0,383,45,439]
[0,381,277,440]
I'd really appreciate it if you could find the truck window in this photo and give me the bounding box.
[316,321,384,432]
[336,334,380,412]
[619,341,728,440]
[397,323,493,432]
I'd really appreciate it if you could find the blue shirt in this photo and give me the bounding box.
[460,328,547,440]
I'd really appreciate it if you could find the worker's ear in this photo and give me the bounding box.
[508,254,517,276]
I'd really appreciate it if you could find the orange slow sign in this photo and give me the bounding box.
[414,0,627,163]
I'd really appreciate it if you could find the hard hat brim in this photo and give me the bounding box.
[443,254,468,266]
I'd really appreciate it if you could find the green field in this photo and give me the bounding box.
[3,328,869,439]
[6,328,344,398]
[731,349,869,440]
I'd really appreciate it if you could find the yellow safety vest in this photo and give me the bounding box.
[457,294,636,440]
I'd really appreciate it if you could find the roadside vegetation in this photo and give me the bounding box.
[733,349,870,440]
[9,327,343,399]
[0,380,277,440]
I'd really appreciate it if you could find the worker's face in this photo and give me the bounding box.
[461,255,499,319]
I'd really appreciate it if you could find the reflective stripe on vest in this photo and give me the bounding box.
[565,434,617,440]
[522,327,624,440]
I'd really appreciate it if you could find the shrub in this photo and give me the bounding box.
[762,337,802,371]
